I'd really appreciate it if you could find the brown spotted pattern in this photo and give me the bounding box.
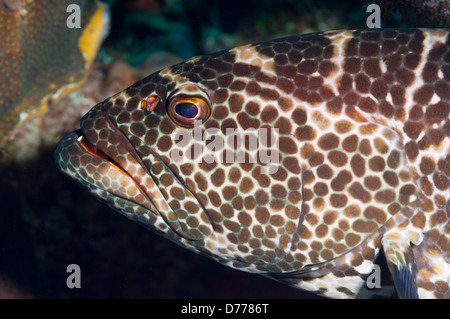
[55,29,449,299]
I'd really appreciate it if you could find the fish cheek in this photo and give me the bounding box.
[146,152,215,241]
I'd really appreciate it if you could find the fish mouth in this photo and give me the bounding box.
[75,129,132,179]
[58,126,161,219]
[55,102,213,241]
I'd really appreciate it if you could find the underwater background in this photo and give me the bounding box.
[0,0,444,298]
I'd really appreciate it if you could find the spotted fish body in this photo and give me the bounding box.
[55,29,450,298]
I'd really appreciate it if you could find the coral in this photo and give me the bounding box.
[10,52,180,163]
[0,0,109,149]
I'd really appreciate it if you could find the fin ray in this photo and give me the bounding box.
[382,231,419,299]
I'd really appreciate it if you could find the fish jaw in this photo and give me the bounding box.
[55,102,214,242]
[54,127,170,233]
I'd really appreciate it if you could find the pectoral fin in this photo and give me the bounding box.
[382,231,419,299]
[411,229,450,299]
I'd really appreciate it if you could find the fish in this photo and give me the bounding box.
[55,28,450,299]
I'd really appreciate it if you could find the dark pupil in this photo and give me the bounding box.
[175,103,198,119]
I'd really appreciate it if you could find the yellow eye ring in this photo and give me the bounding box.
[168,96,211,127]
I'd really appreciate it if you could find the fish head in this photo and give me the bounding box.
[55,49,291,271]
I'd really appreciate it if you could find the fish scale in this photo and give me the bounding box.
[55,28,449,299]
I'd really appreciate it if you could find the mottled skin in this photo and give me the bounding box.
[55,29,449,298]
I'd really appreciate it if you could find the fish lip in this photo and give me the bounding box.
[73,128,136,182]
[93,101,182,200]
[75,107,162,217]
[73,129,111,162]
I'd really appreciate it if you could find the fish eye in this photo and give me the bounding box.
[168,96,211,127]
[175,102,198,119]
